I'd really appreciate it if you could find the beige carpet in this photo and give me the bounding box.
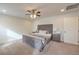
[41,41,79,55]
[0,40,34,55]
[0,40,79,55]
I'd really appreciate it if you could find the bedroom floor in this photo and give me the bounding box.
[0,40,34,55]
[0,40,79,55]
[41,41,79,55]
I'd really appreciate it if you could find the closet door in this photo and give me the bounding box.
[64,16,78,45]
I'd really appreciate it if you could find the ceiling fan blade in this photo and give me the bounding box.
[25,14,30,15]
[37,11,40,13]
[37,14,40,17]
[26,10,31,12]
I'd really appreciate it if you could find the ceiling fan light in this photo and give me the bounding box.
[30,14,36,19]
[34,14,36,18]
[30,14,33,18]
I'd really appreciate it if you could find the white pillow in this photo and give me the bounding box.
[39,30,47,34]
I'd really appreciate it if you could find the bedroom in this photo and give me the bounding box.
[0,3,79,55]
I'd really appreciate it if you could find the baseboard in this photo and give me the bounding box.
[62,41,79,46]
[52,40,79,46]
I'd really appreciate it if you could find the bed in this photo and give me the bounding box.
[23,24,53,54]
[34,24,53,44]
[33,32,51,44]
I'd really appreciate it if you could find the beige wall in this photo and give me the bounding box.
[32,11,79,45]
[0,15,32,34]
[0,14,32,44]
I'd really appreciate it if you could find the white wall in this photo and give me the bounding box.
[0,14,32,44]
[33,11,79,45]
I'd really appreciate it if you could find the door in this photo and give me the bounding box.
[64,16,78,45]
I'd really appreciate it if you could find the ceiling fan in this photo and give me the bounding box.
[25,9,41,19]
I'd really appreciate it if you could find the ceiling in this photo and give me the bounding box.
[0,3,78,20]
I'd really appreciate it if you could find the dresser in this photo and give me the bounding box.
[53,34,61,42]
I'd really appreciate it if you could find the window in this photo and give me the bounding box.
[6,29,22,39]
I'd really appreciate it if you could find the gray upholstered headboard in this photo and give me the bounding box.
[37,24,53,34]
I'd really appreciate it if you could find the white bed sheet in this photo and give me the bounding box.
[32,33,51,39]
[32,33,51,44]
